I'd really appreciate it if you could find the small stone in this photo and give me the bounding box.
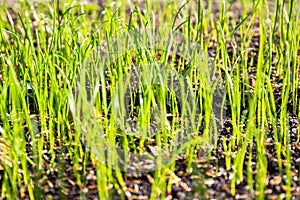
[176,192,186,200]
[83,188,88,193]
[291,127,298,134]
[204,179,215,186]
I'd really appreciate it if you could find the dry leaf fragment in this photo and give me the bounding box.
[270,176,281,185]
[146,174,154,184]
[179,182,191,191]
[0,137,12,170]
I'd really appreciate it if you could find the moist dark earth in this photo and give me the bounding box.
[0,0,300,200]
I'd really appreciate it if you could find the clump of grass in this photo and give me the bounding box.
[0,0,299,199]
